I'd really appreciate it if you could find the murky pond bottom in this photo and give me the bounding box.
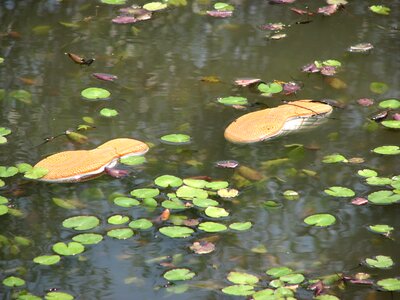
[1,1,399,299]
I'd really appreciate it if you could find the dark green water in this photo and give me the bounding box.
[1,0,399,299]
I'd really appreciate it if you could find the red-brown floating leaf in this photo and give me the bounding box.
[269,0,296,4]
[290,8,313,15]
[393,113,400,120]
[309,280,324,296]
[183,219,200,227]
[283,81,301,95]
[105,168,129,178]
[18,77,37,85]
[7,31,22,39]
[349,279,374,285]
[92,73,118,82]
[232,105,247,110]
[65,53,94,66]
[189,241,215,254]
[301,62,319,73]
[160,209,170,221]
[215,160,239,169]
[112,16,139,24]
[206,10,233,18]
[351,197,368,206]
[357,98,374,107]
[317,4,339,16]
[259,23,285,31]
[234,78,262,87]
[320,65,337,76]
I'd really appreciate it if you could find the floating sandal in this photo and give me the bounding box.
[34,138,149,182]
[224,100,333,144]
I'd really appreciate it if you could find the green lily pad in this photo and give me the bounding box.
[161,199,187,210]
[366,177,392,186]
[142,198,158,207]
[221,285,255,296]
[304,213,336,227]
[159,226,194,238]
[143,2,168,11]
[368,190,400,204]
[368,224,394,235]
[198,221,227,232]
[16,293,42,300]
[315,295,340,300]
[52,242,84,256]
[130,188,160,198]
[45,291,74,300]
[358,169,378,178]
[257,82,283,95]
[193,198,219,208]
[119,156,146,166]
[280,273,305,284]
[252,289,274,300]
[365,255,393,269]
[205,181,229,190]
[154,175,183,188]
[14,236,31,246]
[369,5,390,15]
[62,215,100,230]
[16,163,33,173]
[0,127,11,136]
[113,196,140,207]
[379,99,400,109]
[33,255,61,265]
[214,2,234,11]
[176,185,208,199]
[322,154,348,163]
[128,219,153,230]
[283,190,299,200]
[0,205,8,216]
[101,0,126,4]
[81,87,110,100]
[370,82,389,94]
[100,108,118,117]
[107,228,134,239]
[107,214,130,225]
[9,89,32,104]
[218,96,248,106]
[0,166,18,177]
[229,222,252,231]
[0,196,8,204]
[372,145,400,155]
[0,136,7,144]
[377,278,400,291]
[183,178,208,188]
[0,179,4,187]
[204,206,229,218]
[266,267,293,278]
[24,166,48,179]
[163,268,195,281]
[381,120,400,129]
[324,186,355,197]
[2,276,25,287]
[227,271,259,285]
[72,233,103,245]
[323,59,342,67]
[268,280,283,288]
[160,134,191,144]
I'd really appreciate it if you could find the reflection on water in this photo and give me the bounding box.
[1,0,399,299]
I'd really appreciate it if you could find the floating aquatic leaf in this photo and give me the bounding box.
[368,224,394,235]
[62,215,100,230]
[206,10,233,18]
[322,154,348,163]
[161,199,186,210]
[143,2,167,11]
[129,218,153,230]
[193,198,219,208]
[221,285,254,296]
[369,5,390,15]
[0,127,11,137]
[0,196,8,204]
[205,206,229,218]
[142,198,158,207]
[357,98,374,106]
[379,99,400,109]
[24,166,48,179]
[183,178,208,188]
[259,23,285,31]
[16,162,32,173]
[214,2,234,11]
[257,82,283,95]
[368,190,400,205]
[218,96,248,106]
[52,242,84,256]
[112,16,139,24]
[283,190,299,200]
[315,295,340,300]
[283,81,301,95]
[365,255,393,269]
[372,145,400,155]
[0,205,9,215]
[205,181,229,190]
[234,78,261,87]
[317,4,339,16]
[81,87,110,100]
[164,268,195,281]
[33,255,61,265]
[323,59,342,67]
[266,267,293,277]
[45,291,74,300]
[9,89,32,104]
[269,0,296,4]
[377,278,400,291]
[160,134,191,144]
[92,73,118,82]
[159,226,194,238]
[351,197,368,206]
[229,222,252,231]
[358,169,378,177]
[176,185,208,199]
[252,289,274,299]
[227,271,259,285]
[107,214,130,225]
[217,188,239,198]
[198,221,227,232]
[101,0,126,4]
[324,186,355,197]
[14,236,31,246]
[0,57,3,64]
[280,273,305,284]
[107,228,134,239]
[348,43,373,53]
[100,108,118,117]
[381,120,400,129]
[366,177,392,186]
[215,160,239,168]
[130,188,160,198]
[302,62,320,73]
[304,213,336,227]
[0,166,18,177]
[370,82,389,94]
[155,175,183,188]
[72,233,103,245]
[113,196,140,207]
[2,276,25,287]
[120,156,146,165]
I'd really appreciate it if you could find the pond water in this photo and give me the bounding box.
[1,0,399,299]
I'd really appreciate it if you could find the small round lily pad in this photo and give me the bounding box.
[229,222,252,231]
[176,185,208,199]
[72,233,103,245]
[128,219,153,230]
[113,196,140,207]
[322,154,348,163]
[107,228,134,239]
[52,242,85,256]
[160,134,191,144]
[377,278,400,291]
[120,156,146,166]
[372,145,400,155]
[154,175,183,188]
[45,291,74,300]
[130,188,160,198]
[221,285,255,296]
[266,267,293,277]
[368,224,394,235]
[163,268,195,281]
[198,221,227,232]
[193,198,219,208]
[324,186,355,197]
[218,96,248,106]
[358,169,378,177]
[304,213,336,227]
[159,226,194,238]
[62,215,100,230]
[227,271,259,285]
[81,87,110,100]
[379,99,400,109]
[33,255,61,265]
[107,214,130,225]
[143,2,167,11]
[0,166,18,178]
[365,255,393,269]
[204,206,229,218]
[2,276,25,287]
[100,108,118,117]
[368,190,400,205]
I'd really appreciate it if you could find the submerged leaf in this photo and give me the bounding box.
[160,134,191,144]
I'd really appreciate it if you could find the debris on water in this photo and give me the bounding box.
[234,78,262,87]
[215,160,239,169]
[206,10,233,18]
[370,110,389,122]
[351,197,368,206]
[357,98,374,107]
[348,43,373,53]
[65,53,95,66]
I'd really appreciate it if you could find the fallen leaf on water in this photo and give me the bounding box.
[259,23,285,31]
[347,157,364,164]
[183,219,199,227]
[190,241,215,254]
[357,98,374,107]
[92,73,118,82]
[105,168,129,178]
[309,280,325,296]
[215,160,239,169]
[317,4,339,16]
[65,52,95,66]
[234,78,262,86]
[18,77,37,85]
[351,197,368,206]
[283,81,301,95]
[206,10,233,18]
[290,8,313,15]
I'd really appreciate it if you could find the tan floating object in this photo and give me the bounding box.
[34,138,149,182]
[224,100,333,144]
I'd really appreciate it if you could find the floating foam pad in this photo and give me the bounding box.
[224,100,333,144]
[34,138,149,182]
